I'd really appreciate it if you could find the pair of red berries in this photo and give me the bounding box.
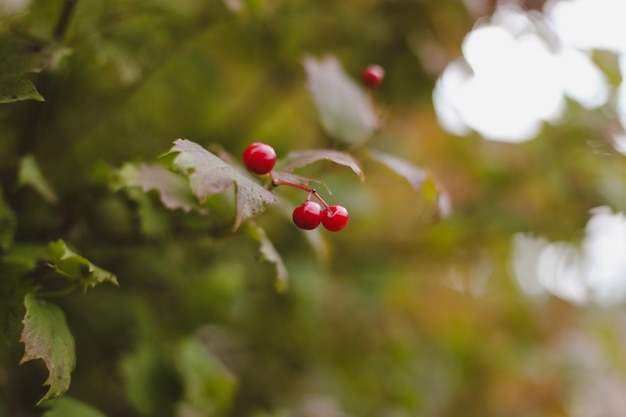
[292,199,349,232]
[242,142,349,232]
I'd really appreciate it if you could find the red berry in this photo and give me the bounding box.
[362,64,385,88]
[322,205,349,232]
[243,142,276,175]
[292,201,323,230]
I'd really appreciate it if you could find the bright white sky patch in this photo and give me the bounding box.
[546,0,626,54]
[458,26,564,142]
[582,207,626,304]
[558,48,610,108]
[511,207,626,306]
[433,2,612,142]
[433,61,472,137]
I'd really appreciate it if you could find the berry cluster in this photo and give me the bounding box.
[242,142,349,232]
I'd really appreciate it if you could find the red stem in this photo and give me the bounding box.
[268,172,330,208]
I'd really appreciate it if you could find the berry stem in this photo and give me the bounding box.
[312,190,330,209]
[270,178,312,192]
[268,172,330,208]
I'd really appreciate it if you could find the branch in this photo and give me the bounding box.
[53,0,80,41]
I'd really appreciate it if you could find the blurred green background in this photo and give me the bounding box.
[2,0,626,416]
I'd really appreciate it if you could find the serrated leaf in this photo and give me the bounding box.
[174,336,237,417]
[0,36,70,104]
[167,139,277,229]
[0,187,17,252]
[280,149,364,181]
[0,259,31,346]
[0,76,44,103]
[369,150,452,217]
[20,293,75,405]
[47,240,119,291]
[42,396,108,417]
[247,222,288,291]
[303,55,379,145]
[117,163,200,213]
[233,178,278,230]
[270,171,323,189]
[18,154,58,203]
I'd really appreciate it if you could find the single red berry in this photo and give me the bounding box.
[362,64,385,88]
[322,205,349,232]
[292,200,323,230]
[243,142,277,175]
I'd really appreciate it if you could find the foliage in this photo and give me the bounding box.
[20,293,75,405]
[0,35,67,103]
[41,396,108,417]
[1,1,625,417]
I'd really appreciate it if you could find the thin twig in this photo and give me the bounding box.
[18,0,80,155]
[53,0,80,41]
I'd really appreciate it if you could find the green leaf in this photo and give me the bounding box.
[0,36,69,75]
[247,222,288,291]
[174,336,237,417]
[0,76,44,103]
[369,150,452,217]
[0,35,70,104]
[120,341,180,416]
[280,149,365,181]
[47,240,119,291]
[20,293,75,405]
[120,342,161,416]
[0,259,31,346]
[42,396,108,417]
[166,139,277,229]
[369,150,427,188]
[117,163,200,213]
[0,187,17,252]
[128,189,170,238]
[17,154,58,203]
[4,243,48,268]
[270,170,325,190]
[303,55,379,145]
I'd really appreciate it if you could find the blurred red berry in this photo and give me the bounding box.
[362,64,385,88]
